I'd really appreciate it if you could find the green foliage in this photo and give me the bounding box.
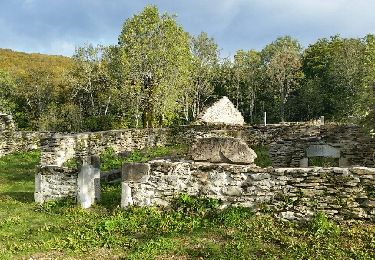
[172,193,220,218]
[309,212,341,237]
[252,145,272,167]
[117,5,192,128]
[309,157,339,167]
[62,157,80,169]
[1,10,375,129]
[301,36,372,122]
[262,36,304,122]
[99,147,125,171]
[188,32,220,120]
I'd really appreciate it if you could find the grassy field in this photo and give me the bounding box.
[0,150,374,259]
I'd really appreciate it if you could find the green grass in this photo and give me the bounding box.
[0,151,374,259]
[309,157,340,167]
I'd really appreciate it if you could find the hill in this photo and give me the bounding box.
[0,48,73,79]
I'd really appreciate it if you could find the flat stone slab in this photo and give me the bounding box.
[190,137,257,164]
[122,163,150,182]
[306,145,340,158]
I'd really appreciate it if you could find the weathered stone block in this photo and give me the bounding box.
[122,163,150,182]
[190,137,257,164]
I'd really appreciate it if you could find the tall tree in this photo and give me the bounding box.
[0,70,15,114]
[189,32,219,120]
[118,5,191,127]
[302,36,369,121]
[262,36,303,122]
[233,50,262,123]
[362,34,375,129]
[67,44,114,130]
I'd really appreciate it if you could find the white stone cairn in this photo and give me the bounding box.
[199,96,245,125]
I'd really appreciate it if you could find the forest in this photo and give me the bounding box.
[0,5,374,132]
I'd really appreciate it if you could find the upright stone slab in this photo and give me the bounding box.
[190,137,257,164]
[306,145,340,158]
[77,155,101,208]
[199,96,245,125]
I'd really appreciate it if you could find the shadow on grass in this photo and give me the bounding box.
[1,171,35,182]
[0,191,34,203]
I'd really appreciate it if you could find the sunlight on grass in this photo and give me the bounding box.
[0,150,374,259]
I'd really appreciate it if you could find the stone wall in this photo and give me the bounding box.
[122,160,375,221]
[267,124,375,167]
[38,123,375,168]
[0,113,47,157]
[40,129,172,167]
[0,131,47,156]
[34,124,375,211]
[35,166,78,203]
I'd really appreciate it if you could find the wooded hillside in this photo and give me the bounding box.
[0,48,73,78]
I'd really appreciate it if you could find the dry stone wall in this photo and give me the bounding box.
[35,166,78,203]
[35,124,375,213]
[121,160,375,221]
[38,123,375,168]
[0,113,46,157]
[40,128,171,167]
[268,124,375,167]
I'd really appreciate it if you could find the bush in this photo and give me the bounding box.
[309,212,341,237]
[252,145,272,167]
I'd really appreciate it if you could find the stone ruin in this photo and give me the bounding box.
[20,97,375,220]
[121,135,375,220]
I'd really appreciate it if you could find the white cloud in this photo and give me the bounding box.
[1,0,375,56]
[48,40,76,56]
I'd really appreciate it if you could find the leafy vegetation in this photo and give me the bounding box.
[1,6,374,132]
[0,151,374,259]
[252,145,273,167]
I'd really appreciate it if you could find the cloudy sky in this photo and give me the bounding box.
[1,0,374,57]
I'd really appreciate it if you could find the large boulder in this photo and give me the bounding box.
[190,137,257,164]
[198,96,245,126]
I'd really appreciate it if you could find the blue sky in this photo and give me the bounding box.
[0,0,374,57]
